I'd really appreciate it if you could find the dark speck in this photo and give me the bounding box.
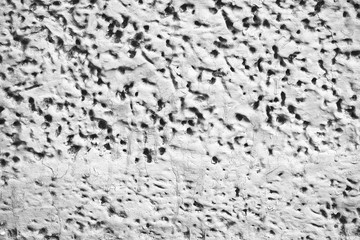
[186,127,193,135]
[339,215,347,224]
[211,156,220,164]
[235,113,250,122]
[98,119,107,129]
[104,143,111,150]
[1,159,8,167]
[276,114,288,124]
[288,105,296,114]
[143,148,152,163]
[235,187,240,197]
[249,46,256,53]
[12,156,20,163]
[44,114,52,122]
[159,147,166,155]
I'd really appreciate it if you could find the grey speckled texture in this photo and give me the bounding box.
[1,0,360,239]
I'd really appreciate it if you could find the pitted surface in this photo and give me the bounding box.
[1,0,360,239]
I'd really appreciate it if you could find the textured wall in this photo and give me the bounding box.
[1,0,360,239]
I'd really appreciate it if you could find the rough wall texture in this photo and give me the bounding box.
[1,0,360,239]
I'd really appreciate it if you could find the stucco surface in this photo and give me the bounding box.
[1,0,360,239]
